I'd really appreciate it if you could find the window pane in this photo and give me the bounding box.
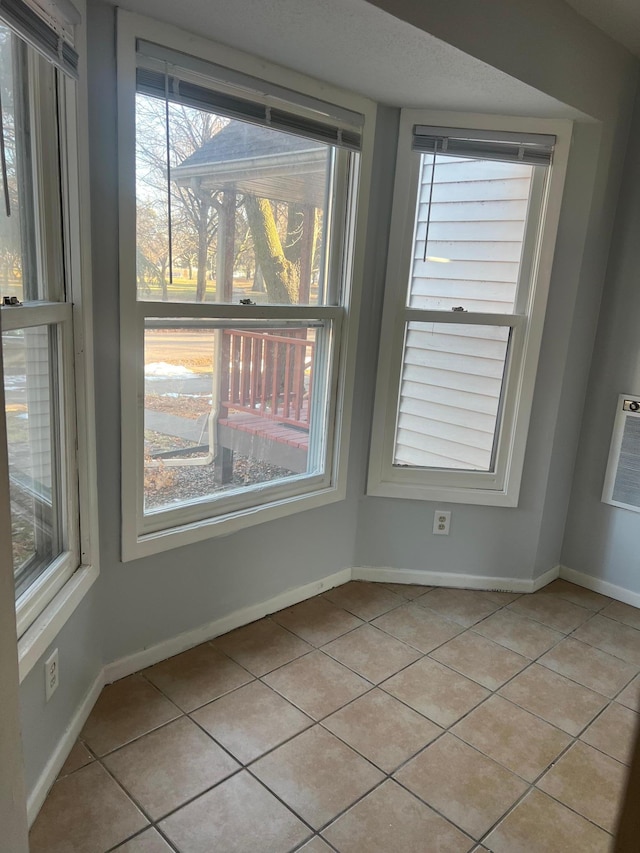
[394,322,510,471]
[2,325,62,598]
[136,94,333,306]
[144,320,327,513]
[408,154,534,313]
[0,28,39,304]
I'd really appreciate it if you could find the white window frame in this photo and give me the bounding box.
[368,109,571,507]
[117,12,375,560]
[0,0,99,681]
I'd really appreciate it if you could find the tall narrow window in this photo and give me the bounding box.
[368,114,569,505]
[0,0,85,638]
[119,29,366,556]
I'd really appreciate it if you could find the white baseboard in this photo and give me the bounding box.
[27,670,105,827]
[559,565,640,608]
[531,565,562,591]
[352,564,560,593]
[104,568,351,684]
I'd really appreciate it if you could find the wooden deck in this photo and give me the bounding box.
[218,412,310,450]
[216,328,313,477]
[217,411,309,475]
[145,329,315,479]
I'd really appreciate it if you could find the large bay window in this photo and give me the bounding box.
[368,111,570,505]
[118,15,372,557]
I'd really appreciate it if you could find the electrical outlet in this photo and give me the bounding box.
[45,649,59,701]
[433,510,451,535]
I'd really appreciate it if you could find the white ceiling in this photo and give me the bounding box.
[113,0,589,119]
[565,0,640,57]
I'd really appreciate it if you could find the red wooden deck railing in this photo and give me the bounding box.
[220,329,314,430]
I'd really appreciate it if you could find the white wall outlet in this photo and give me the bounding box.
[433,510,451,535]
[44,649,59,701]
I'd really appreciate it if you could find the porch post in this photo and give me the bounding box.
[214,189,236,483]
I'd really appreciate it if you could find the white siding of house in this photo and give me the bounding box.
[394,156,532,471]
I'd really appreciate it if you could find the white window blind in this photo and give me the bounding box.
[0,0,79,77]
[136,39,363,151]
[413,125,555,166]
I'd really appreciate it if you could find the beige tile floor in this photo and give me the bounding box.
[30,580,640,852]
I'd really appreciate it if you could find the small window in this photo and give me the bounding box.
[119,24,368,556]
[368,113,570,505]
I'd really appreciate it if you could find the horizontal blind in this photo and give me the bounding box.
[413,125,555,166]
[137,40,363,152]
[0,0,79,77]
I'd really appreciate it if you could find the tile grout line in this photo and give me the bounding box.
[97,661,361,845]
[133,586,632,736]
[42,581,640,852]
[441,597,632,845]
[89,596,633,785]
[102,591,638,845]
[469,608,630,841]
[144,589,484,845]
[474,673,624,844]
[308,586,635,844]
[101,600,638,846]
[103,822,182,853]
[251,592,546,845]
[473,739,617,848]
[98,601,596,771]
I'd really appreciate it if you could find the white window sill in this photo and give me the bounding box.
[367,478,519,507]
[18,563,99,683]
[124,481,346,561]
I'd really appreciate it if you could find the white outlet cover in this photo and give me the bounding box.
[44,648,59,701]
[433,510,451,535]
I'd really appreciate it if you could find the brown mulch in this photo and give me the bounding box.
[144,430,293,509]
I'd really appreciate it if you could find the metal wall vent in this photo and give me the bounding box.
[602,394,640,512]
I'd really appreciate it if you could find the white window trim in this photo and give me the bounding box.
[7,303,80,636]
[367,109,571,507]
[117,11,375,561]
[7,0,100,681]
[0,315,28,850]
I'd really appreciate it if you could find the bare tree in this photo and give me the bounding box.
[136,205,170,298]
[135,94,324,306]
[135,96,226,301]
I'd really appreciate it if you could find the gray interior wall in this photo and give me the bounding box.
[535,112,637,579]
[348,105,399,497]
[354,4,638,581]
[89,0,377,666]
[16,0,640,805]
[562,84,640,593]
[367,0,632,123]
[19,588,102,797]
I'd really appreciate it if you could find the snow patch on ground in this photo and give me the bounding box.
[144,362,194,376]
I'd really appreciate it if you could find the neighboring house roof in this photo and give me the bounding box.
[172,121,328,206]
[178,122,323,167]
